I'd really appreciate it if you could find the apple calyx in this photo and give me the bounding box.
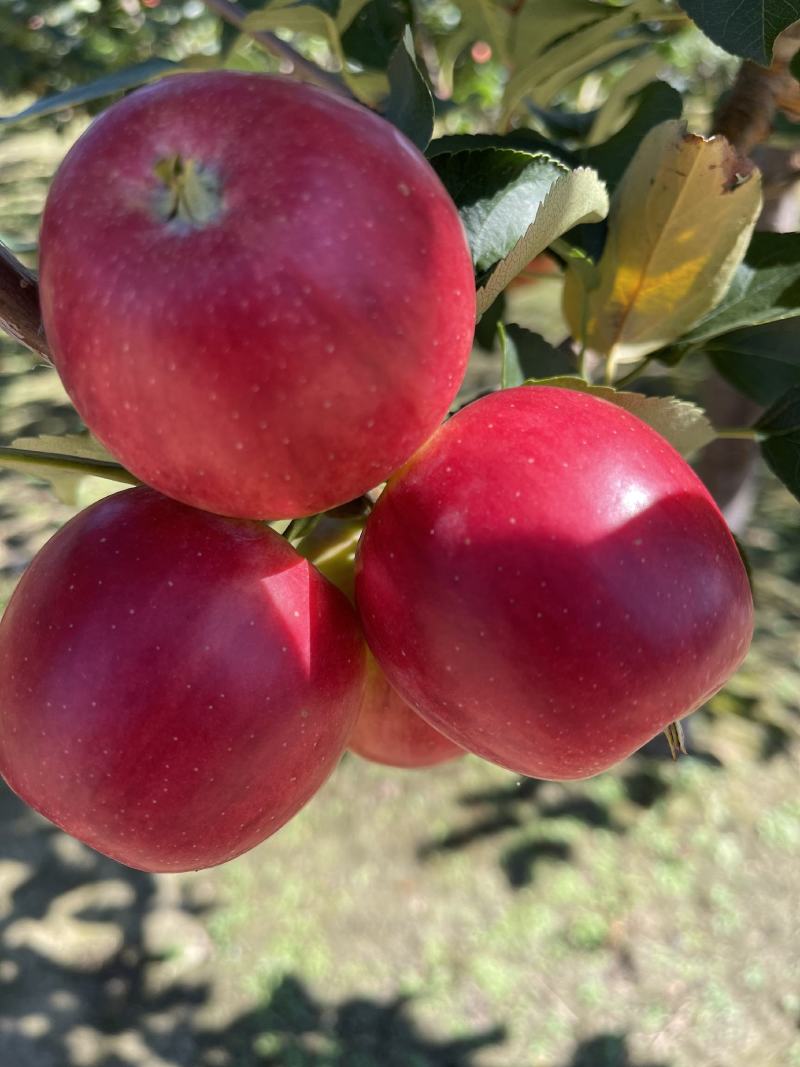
[153,154,222,227]
[664,721,688,760]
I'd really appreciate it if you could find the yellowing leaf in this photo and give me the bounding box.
[0,433,136,505]
[10,433,119,464]
[476,167,608,317]
[564,121,763,371]
[534,378,716,457]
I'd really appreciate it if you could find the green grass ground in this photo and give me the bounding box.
[1,123,799,1067]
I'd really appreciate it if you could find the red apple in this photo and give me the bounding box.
[355,386,754,780]
[350,657,463,768]
[507,252,561,289]
[0,488,366,871]
[38,72,475,520]
[297,515,462,768]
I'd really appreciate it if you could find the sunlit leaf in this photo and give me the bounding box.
[476,167,609,317]
[534,379,716,456]
[0,434,137,505]
[432,150,566,270]
[501,0,667,121]
[564,121,763,370]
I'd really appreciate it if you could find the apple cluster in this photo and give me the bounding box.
[0,73,753,873]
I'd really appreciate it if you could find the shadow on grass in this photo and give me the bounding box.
[415,744,721,890]
[416,751,691,892]
[563,1033,670,1067]
[0,782,507,1067]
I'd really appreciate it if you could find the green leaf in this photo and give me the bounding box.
[582,81,684,189]
[476,167,609,317]
[0,434,137,505]
[432,150,567,271]
[0,59,178,128]
[426,130,576,166]
[341,0,411,68]
[501,0,666,121]
[759,432,800,501]
[678,0,799,65]
[706,319,800,405]
[534,379,716,456]
[756,385,800,434]
[474,291,506,350]
[244,1,349,64]
[383,26,434,151]
[585,51,669,146]
[756,385,800,500]
[673,232,800,348]
[500,324,576,388]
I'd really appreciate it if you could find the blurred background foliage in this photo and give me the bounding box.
[0,1,218,99]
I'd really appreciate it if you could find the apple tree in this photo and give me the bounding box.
[0,0,798,872]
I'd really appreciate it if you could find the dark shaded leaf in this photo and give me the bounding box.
[341,0,411,68]
[383,26,433,151]
[679,0,799,65]
[707,318,800,405]
[500,324,575,388]
[756,385,800,501]
[474,292,506,351]
[756,384,800,433]
[527,103,600,140]
[760,433,800,501]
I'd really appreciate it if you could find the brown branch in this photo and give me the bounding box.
[712,23,800,155]
[203,0,356,101]
[0,241,50,362]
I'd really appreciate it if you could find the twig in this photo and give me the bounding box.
[0,241,50,362]
[712,23,800,155]
[202,0,356,101]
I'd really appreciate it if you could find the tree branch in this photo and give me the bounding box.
[0,241,50,362]
[712,23,800,155]
[203,0,356,101]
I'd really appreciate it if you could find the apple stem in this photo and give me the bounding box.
[0,239,51,362]
[663,721,688,760]
[284,514,324,545]
[611,358,652,389]
[715,427,760,441]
